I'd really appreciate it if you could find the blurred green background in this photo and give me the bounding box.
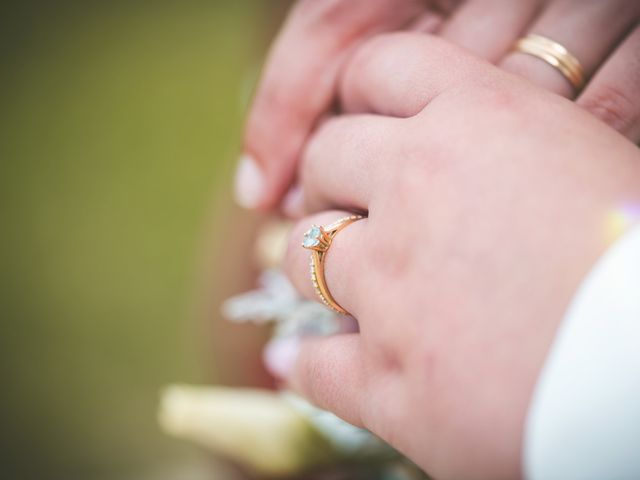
[0,1,284,478]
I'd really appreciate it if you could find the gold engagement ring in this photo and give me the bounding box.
[302,215,364,315]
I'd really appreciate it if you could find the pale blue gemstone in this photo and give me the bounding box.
[303,226,322,248]
[308,226,321,238]
[303,235,320,248]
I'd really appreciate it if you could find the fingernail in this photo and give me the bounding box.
[282,184,304,218]
[263,337,300,380]
[234,154,265,209]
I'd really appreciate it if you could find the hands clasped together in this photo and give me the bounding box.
[234,2,640,479]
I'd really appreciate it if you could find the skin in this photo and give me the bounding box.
[237,0,640,211]
[271,34,640,479]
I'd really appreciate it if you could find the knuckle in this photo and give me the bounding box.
[579,84,637,133]
[346,32,470,114]
[348,32,405,76]
[357,30,449,57]
[349,32,417,75]
[355,31,464,68]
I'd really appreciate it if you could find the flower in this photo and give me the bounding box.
[221,269,341,337]
[158,385,340,476]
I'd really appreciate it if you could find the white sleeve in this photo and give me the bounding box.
[524,225,640,480]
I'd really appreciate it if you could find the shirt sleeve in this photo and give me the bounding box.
[524,225,640,480]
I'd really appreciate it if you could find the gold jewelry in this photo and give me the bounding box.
[302,215,364,315]
[513,34,585,91]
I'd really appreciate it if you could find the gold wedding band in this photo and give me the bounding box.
[302,215,364,315]
[513,34,585,91]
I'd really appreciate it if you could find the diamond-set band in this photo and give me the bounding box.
[302,215,364,315]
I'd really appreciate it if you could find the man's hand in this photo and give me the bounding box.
[235,0,640,211]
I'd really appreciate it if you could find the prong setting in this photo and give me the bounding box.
[302,225,330,251]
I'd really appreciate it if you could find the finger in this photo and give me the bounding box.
[238,0,424,210]
[577,26,640,142]
[300,114,403,213]
[439,0,543,62]
[339,32,486,116]
[500,0,640,98]
[266,334,367,427]
[285,211,369,317]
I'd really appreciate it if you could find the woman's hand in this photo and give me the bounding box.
[268,34,640,479]
[236,0,640,210]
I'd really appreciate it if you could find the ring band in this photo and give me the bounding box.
[513,34,585,91]
[302,215,364,315]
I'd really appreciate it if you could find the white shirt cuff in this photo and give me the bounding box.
[524,225,640,480]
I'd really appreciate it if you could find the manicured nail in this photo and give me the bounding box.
[234,154,265,209]
[263,337,300,380]
[282,184,304,218]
